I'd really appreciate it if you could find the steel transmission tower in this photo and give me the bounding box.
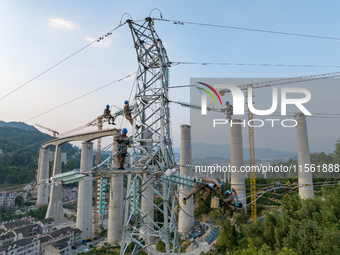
[120,18,178,255]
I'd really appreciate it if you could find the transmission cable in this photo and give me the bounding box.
[170,61,340,68]
[24,72,136,123]
[0,138,51,159]
[154,18,340,41]
[58,125,89,138]
[0,22,126,102]
[0,122,94,159]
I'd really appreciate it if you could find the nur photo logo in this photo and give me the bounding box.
[197,82,312,128]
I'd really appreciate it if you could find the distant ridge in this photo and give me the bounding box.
[175,142,297,160]
[0,121,38,131]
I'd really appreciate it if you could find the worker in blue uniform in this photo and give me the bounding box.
[221,101,233,120]
[220,189,243,218]
[103,105,116,125]
[114,128,130,169]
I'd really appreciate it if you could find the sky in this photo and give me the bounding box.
[0,0,339,152]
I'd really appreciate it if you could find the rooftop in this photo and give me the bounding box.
[50,237,69,250]
[49,226,74,238]
[0,231,15,240]
[2,219,31,230]
[1,237,37,251]
[73,228,82,234]
[40,235,53,243]
[38,218,55,224]
[13,224,42,237]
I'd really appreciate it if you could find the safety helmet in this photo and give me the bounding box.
[219,181,223,188]
[122,128,128,134]
[225,101,230,105]
[106,105,110,108]
[225,190,232,196]
[124,100,129,104]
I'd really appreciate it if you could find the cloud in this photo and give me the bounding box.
[49,18,80,30]
[85,36,112,48]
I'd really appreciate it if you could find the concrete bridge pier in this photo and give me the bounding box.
[46,145,64,222]
[40,128,117,225]
[141,130,154,245]
[108,174,123,244]
[296,113,314,199]
[178,125,194,233]
[37,147,49,206]
[76,142,94,239]
[108,131,123,244]
[230,120,246,208]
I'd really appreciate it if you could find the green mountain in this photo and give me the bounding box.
[0,121,38,131]
[0,122,79,185]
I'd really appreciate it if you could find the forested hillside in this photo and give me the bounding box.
[0,121,38,131]
[214,186,340,254]
[0,124,79,185]
[268,140,340,178]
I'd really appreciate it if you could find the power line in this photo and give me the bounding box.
[0,138,51,159]
[169,100,340,118]
[168,84,194,88]
[269,114,340,119]
[170,61,340,68]
[0,22,126,102]
[0,123,92,159]
[155,18,340,41]
[24,72,136,123]
[58,125,89,138]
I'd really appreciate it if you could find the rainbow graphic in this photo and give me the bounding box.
[196,82,223,106]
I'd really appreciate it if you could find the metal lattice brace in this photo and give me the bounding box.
[121,174,179,255]
[120,17,178,255]
[94,119,103,234]
[247,84,257,222]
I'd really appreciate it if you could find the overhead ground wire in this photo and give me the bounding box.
[0,121,94,158]
[170,61,340,68]
[24,72,136,123]
[154,18,340,41]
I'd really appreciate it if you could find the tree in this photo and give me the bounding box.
[333,140,340,163]
[214,187,340,254]
[27,205,48,220]
[15,195,24,207]
[215,219,239,253]
[0,126,80,185]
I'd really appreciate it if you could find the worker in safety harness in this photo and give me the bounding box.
[124,100,140,129]
[103,105,116,125]
[221,101,233,121]
[220,189,243,218]
[183,178,223,205]
[114,128,130,170]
